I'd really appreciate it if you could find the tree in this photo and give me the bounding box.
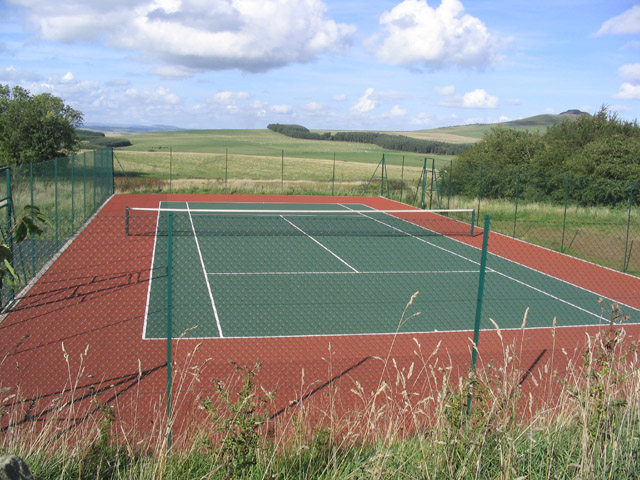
[0,84,83,166]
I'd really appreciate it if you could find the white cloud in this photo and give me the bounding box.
[375,0,505,69]
[595,5,640,36]
[351,87,377,113]
[0,65,43,83]
[435,85,456,96]
[270,104,292,114]
[461,89,498,108]
[390,105,407,116]
[619,63,640,83]
[9,0,357,73]
[614,82,640,100]
[305,101,325,111]
[212,91,250,105]
[332,93,347,101]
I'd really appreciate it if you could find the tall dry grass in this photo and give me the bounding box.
[2,302,639,478]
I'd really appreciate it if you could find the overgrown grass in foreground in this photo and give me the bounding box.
[2,304,639,479]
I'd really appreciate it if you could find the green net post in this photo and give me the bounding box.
[166,211,173,451]
[281,150,284,194]
[125,207,130,236]
[169,147,173,194]
[332,153,336,196]
[624,181,635,272]
[513,167,521,238]
[467,214,490,414]
[470,210,475,236]
[561,174,570,253]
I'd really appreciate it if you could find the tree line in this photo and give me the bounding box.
[447,107,640,206]
[0,84,83,166]
[267,123,471,156]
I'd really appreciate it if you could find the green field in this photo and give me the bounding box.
[114,129,454,203]
[118,129,452,166]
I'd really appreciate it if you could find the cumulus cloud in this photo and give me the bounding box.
[619,63,640,83]
[351,88,377,113]
[375,0,505,69]
[615,83,640,100]
[8,0,357,73]
[595,5,640,36]
[461,88,498,108]
[332,93,347,101]
[390,105,407,116]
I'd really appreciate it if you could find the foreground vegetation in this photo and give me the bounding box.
[2,306,639,479]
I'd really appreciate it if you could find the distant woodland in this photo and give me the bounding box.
[267,123,471,156]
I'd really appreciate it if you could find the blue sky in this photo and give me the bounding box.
[1,0,639,130]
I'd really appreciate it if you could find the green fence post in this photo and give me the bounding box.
[624,181,635,272]
[380,154,386,197]
[400,156,405,202]
[71,154,75,233]
[83,152,87,221]
[29,162,35,277]
[447,159,453,210]
[429,158,435,209]
[281,150,284,194]
[476,164,483,226]
[467,214,490,414]
[561,174,570,253]
[93,154,97,211]
[420,158,427,209]
[5,168,14,303]
[166,211,173,451]
[513,167,521,238]
[332,153,336,196]
[224,148,228,193]
[55,158,59,249]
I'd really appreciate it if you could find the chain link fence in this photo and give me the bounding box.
[2,196,639,448]
[1,147,114,307]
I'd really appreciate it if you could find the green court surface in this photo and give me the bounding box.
[142,202,639,339]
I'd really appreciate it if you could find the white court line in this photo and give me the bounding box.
[207,270,479,276]
[341,205,626,321]
[187,202,224,338]
[280,215,359,273]
[141,200,163,340]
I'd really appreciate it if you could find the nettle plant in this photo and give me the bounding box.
[0,205,49,292]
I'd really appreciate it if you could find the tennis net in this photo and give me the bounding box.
[125,206,476,238]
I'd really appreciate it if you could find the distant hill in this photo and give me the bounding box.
[82,123,185,134]
[399,110,590,143]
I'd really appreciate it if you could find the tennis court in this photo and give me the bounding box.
[128,201,640,340]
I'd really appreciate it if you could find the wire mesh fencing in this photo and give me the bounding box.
[1,147,114,307]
